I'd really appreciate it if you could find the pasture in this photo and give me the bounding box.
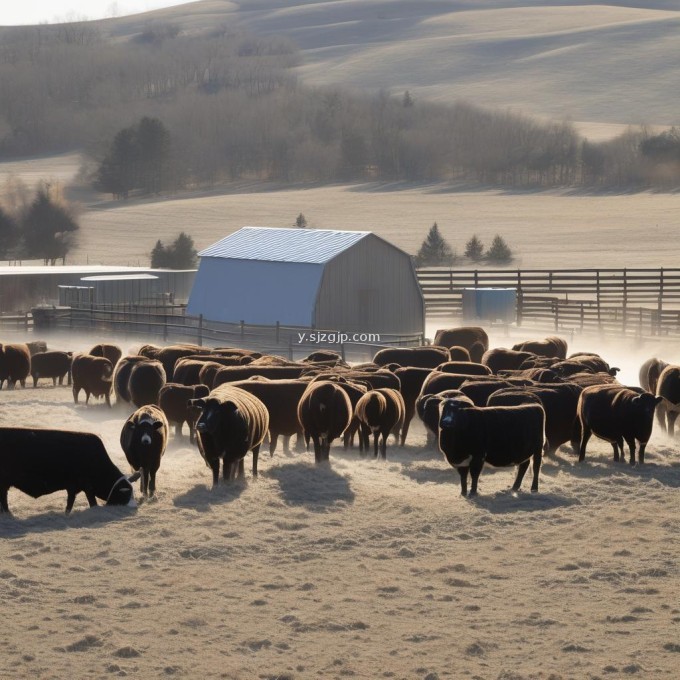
[1,332,678,679]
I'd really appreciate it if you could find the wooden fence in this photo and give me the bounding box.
[417,267,680,337]
[28,303,424,361]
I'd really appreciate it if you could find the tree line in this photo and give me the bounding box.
[0,179,79,265]
[0,21,679,190]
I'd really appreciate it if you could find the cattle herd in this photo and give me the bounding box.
[0,328,677,515]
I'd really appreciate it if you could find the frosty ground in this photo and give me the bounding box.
[1,335,679,679]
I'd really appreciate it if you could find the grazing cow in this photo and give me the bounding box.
[433,327,489,360]
[568,352,619,377]
[129,360,166,408]
[655,365,680,435]
[481,348,537,374]
[416,390,472,439]
[89,343,123,368]
[373,346,450,369]
[0,428,139,514]
[308,375,368,451]
[25,340,48,356]
[190,385,269,484]
[113,356,151,404]
[639,358,669,432]
[488,382,583,455]
[213,365,309,386]
[497,368,562,383]
[71,354,113,406]
[230,378,311,456]
[458,379,532,406]
[298,381,352,463]
[512,336,568,359]
[435,361,492,376]
[578,384,661,464]
[438,398,545,497]
[155,345,210,381]
[0,343,31,389]
[30,351,72,387]
[120,405,169,497]
[158,383,210,442]
[355,388,405,459]
[441,346,469,362]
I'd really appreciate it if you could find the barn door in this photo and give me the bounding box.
[358,288,376,326]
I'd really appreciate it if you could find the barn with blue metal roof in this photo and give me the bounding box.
[187,227,424,334]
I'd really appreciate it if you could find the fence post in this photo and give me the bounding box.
[622,267,628,333]
[596,270,601,331]
[198,314,203,346]
[554,301,559,332]
[240,320,244,341]
[163,312,168,342]
[516,289,523,327]
[276,321,280,343]
[474,270,478,288]
[658,267,664,334]
[580,302,584,332]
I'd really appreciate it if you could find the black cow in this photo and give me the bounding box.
[0,428,139,514]
[578,385,661,464]
[438,398,545,497]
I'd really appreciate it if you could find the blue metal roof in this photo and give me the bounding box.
[198,227,370,264]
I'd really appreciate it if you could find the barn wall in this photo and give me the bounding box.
[187,257,323,326]
[315,235,424,334]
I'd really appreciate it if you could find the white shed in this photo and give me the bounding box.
[186,227,424,334]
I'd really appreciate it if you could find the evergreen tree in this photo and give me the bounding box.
[150,239,169,268]
[414,222,455,266]
[486,234,513,264]
[295,213,308,228]
[95,117,173,198]
[464,234,484,261]
[402,90,415,108]
[150,232,198,269]
[0,206,18,259]
[22,187,79,265]
[169,232,198,268]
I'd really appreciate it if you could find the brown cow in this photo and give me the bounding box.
[71,354,113,406]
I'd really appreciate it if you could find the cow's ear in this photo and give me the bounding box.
[189,398,206,408]
[153,421,164,430]
[125,420,135,429]
[655,396,664,405]
[609,367,620,376]
[224,401,239,412]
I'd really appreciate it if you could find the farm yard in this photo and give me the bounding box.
[0,332,678,680]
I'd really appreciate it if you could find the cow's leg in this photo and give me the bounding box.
[52,377,57,386]
[149,469,157,496]
[512,460,531,491]
[252,446,260,477]
[283,435,291,455]
[32,375,38,388]
[468,458,484,497]
[85,491,98,507]
[210,459,220,488]
[638,441,647,465]
[140,467,148,496]
[84,390,91,405]
[457,467,469,497]
[269,434,278,458]
[105,392,111,408]
[237,459,245,479]
[65,489,77,514]
[73,385,80,403]
[400,407,415,447]
[578,426,592,462]
[373,431,379,459]
[0,487,10,513]
[381,432,388,460]
[612,441,620,462]
[570,418,582,454]
[625,437,636,466]
[667,410,679,437]
[531,450,542,492]
[20,379,25,388]
[312,435,321,463]
[175,423,182,438]
[656,402,667,433]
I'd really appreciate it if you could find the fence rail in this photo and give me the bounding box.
[28,304,423,361]
[417,267,680,337]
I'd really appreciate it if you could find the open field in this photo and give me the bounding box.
[2,149,677,269]
[74,182,680,269]
[102,0,680,136]
[0,332,678,679]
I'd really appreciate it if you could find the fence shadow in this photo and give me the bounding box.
[267,462,355,511]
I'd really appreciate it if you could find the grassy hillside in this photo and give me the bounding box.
[101,0,680,136]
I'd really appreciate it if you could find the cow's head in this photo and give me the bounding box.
[632,392,663,416]
[438,396,473,429]
[106,472,141,506]
[126,414,164,445]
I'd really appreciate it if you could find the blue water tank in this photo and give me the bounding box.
[462,287,517,323]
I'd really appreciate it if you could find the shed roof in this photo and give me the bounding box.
[198,227,370,264]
